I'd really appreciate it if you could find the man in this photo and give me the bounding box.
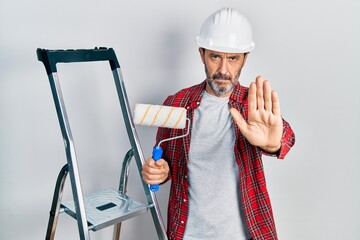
[142,8,295,240]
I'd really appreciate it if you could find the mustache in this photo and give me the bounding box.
[211,73,232,80]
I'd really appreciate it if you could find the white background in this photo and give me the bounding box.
[0,0,359,239]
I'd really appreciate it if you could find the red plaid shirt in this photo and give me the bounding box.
[156,80,295,240]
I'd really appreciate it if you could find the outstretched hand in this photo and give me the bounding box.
[230,76,283,153]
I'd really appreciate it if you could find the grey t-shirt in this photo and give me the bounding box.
[183,91,251,240]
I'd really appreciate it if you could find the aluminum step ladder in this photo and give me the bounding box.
[36,48,168,240]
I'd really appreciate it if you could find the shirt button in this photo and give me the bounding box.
[183,199,187,202]
[181,221,184,224]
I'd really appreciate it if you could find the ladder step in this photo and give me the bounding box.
[61,189,149,231]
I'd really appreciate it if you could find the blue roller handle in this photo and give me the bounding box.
[150,146,163,192]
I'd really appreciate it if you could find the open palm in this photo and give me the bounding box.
[230,76,283,153]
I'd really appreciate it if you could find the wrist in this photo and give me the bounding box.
[260,142,281,153]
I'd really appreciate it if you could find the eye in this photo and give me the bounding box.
[229,56,238,61]
[211,54,221,60]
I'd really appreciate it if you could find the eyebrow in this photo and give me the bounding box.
[208,52,241,59]
[209,53,221,58]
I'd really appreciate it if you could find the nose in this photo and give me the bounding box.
[219,59,228,75]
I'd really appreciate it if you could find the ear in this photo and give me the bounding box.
[243,53,249,66]
[199,48,205,64]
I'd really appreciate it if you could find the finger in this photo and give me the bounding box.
[144,164,165,175]
[145,158,157,168]
[263,80,272,111]
[230,108,248,135]
[142,168,167,184]
[142,171,165,184]
[146,156,168,168]
[155,159,167,168]
[248,82,256,114]
[143,159,165,175]
[256,76,264,109]
[142,170,166,180]
[271,90,281,116]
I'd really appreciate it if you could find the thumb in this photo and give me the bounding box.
[230,108,248,134]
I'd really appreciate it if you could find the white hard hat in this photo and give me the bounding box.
[196,8,255,53]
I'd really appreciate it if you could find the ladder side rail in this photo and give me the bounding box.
[47,72,91,240]
[46,164,69,240]
[118,149,134,195]
[113,149,134,240]
[112,68,168,240]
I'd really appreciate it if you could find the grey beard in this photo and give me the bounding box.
[205,65,241,97]
[207,78,234,96]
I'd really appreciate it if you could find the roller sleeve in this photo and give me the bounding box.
[134,104,187,129]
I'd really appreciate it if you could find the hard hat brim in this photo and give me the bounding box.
[196,36,255,53]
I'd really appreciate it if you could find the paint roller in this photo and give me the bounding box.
[134,104,190,192]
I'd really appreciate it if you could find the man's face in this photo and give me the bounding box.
[200,49,247,97]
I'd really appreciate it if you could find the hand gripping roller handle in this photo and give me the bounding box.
[149,121,189,192]
[134,104,190,192]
